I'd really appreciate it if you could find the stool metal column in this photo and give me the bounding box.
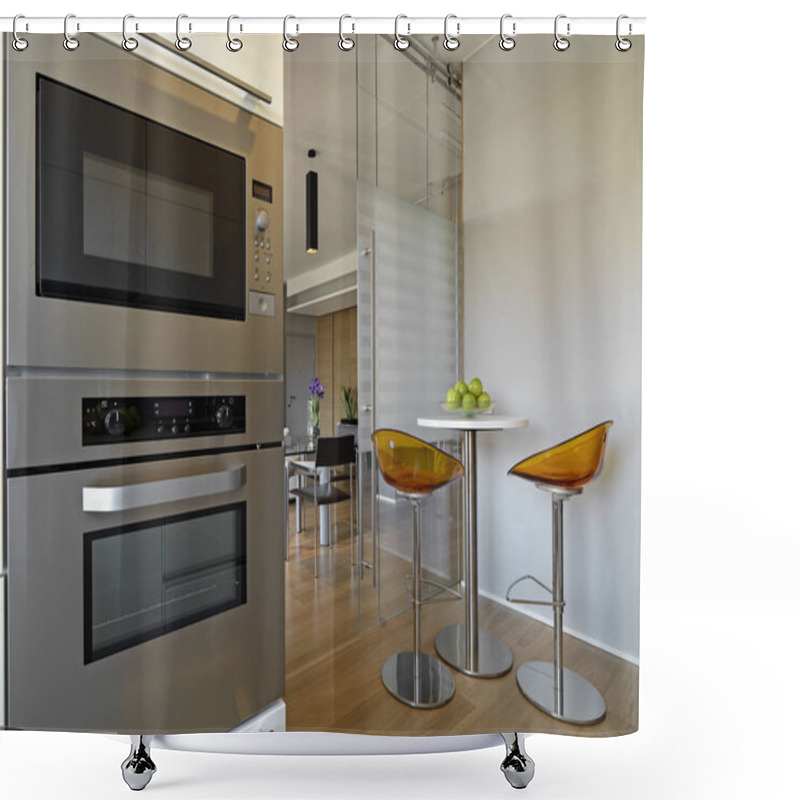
[373,429,463,709]
[507,421,613,726]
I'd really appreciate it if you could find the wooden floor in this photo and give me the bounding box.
[284,501,638,737]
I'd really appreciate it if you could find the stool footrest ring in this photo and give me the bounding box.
[404,574,462,606]
[506,574,564,607]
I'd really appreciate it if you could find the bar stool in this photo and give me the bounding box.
[372,429,464,709]
[506,421,613,725]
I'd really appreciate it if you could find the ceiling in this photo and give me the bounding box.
[282,34,492,284]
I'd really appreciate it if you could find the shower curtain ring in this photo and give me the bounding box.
[499,14,516,51]
[443,14,460,51]
[12,15,29,51]
[226,15,243,51]
[122,14,139,51]
[553,14,570,51]
[175,14,192,50]
[338,15,355,51]
[283,15,299,51]
[63,13,79,51]
[394,15,410,51]
[615,15,632,51]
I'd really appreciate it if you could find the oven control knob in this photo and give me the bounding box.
[215,404,233,429]
[104,408,127,437]
[255,211,270,232]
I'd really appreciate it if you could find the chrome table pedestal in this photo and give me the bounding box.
[433,429,513,677]
[417,416,528,678]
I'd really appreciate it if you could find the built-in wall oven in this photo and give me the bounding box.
[4,375,285,732]
[5,33,283,374]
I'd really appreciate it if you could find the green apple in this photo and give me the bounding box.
[454,380,469,397]
[461,393,477,411]
[446,388,461,408]
[477,392,492,409]
[468,377,483,397]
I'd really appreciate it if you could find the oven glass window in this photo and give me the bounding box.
[82,153,215,278]
[84,502,246,663]
[38,76,245,320]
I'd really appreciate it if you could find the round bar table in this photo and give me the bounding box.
[417,413,529,678]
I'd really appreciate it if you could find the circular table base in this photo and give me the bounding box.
[381,651,455,709]
[434,625,513,678]
[516,661,606,725]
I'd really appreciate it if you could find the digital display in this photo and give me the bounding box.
[155,399,193,417]
[252,179,273,203]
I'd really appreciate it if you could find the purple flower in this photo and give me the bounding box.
[309,377,325,400]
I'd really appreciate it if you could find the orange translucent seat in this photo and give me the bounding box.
[508,421,613,491]
[372,429,464,496]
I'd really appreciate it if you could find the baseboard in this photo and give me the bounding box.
[230,699,287,733]
[478,586,640,666]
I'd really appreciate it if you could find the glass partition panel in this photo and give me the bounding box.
[357,35,463,633]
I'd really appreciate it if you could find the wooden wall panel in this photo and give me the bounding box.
[315,315,334,436]
[315,307,358,436]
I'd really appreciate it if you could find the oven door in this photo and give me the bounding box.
[6,447,284,733]
[38,75,246,321]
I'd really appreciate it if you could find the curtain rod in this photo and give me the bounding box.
[1,16,646,37]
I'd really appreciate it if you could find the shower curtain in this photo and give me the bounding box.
[0,23,643,745]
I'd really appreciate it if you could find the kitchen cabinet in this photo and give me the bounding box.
[96,32,284,128]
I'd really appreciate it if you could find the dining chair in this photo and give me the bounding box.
[289,435,356,578]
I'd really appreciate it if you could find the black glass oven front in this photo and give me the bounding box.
[37,75,246,320]
[84,502,246,663]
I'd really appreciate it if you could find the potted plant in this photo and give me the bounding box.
[340,386,358,425]
[337,386,358,440]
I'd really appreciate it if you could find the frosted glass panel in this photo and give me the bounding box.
[373,188,458,438]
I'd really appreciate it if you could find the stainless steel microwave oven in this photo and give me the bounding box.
[4,33,283,375]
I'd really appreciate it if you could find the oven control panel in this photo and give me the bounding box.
[82,395,245,445]
[252,179,274,287]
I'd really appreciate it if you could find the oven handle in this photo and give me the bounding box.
[82,464,246,513]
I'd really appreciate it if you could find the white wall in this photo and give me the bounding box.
[463,36,643,660]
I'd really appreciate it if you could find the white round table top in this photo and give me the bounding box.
[417,413,529,431]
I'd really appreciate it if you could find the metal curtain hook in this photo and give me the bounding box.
[338,14,355,51]
[499,14,516,51]
[63,13,79,51]
[175,14,192,51]
[394,15,410,51]
[283,15,299,51]
[122,14,139,51]
[227,15,243,51]
[12,14,29,51]
[443,14,460,51]
[615,14,632,51]
[553,14,570,51]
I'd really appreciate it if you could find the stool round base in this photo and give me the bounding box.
[435,625,514,678]
[381,651,456,709]
[516,661,606,725]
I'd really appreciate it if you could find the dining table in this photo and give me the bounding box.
[417,412,529,678]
